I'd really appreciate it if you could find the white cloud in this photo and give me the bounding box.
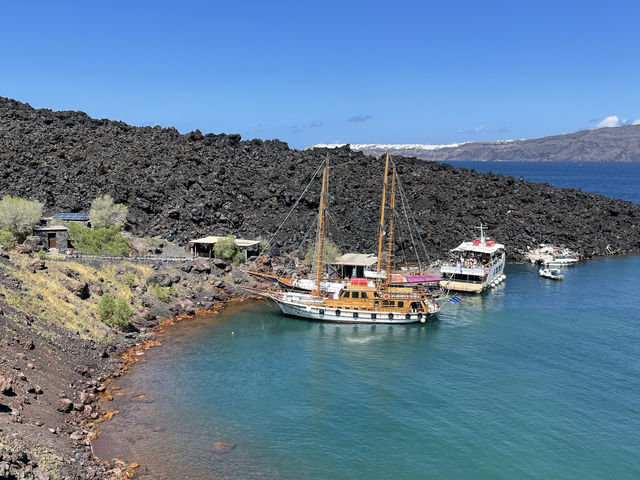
[474,124,485,133]
[633,119,640,125]
[596,115,622,128]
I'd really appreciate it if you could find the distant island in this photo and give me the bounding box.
[309,124,640,162]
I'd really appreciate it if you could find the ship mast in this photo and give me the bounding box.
[315,154,329,296]
[384,168,396,292]
[376,153,390,273]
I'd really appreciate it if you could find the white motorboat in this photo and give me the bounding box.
[542,253,579,267]
[539,267,564,280]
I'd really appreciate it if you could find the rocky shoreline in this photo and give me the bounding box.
[3,243,640,478]
[0,248,273,479]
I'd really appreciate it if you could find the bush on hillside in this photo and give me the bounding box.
[98,293,133,330]
[233,250,245,265]
[0,229,17,249]
[0,195,43,242]
[153,285,177,302]
[303,240,341,266]
[67,222,130,255]
[90,194,128,229]
[214,234,237,260]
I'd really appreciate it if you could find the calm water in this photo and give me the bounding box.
[94,162,640,478]
[94,256,640,479]
[447,161,640,204]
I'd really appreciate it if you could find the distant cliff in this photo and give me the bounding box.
[310,125,640,162]
[1,96,639,260]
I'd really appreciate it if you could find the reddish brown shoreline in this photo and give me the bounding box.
[87,296,256,478]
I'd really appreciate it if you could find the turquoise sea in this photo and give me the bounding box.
[93,163,640,479]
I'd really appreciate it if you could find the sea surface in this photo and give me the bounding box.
[93,163,640,478]
[94,258,640,479]
[447,161,640,204]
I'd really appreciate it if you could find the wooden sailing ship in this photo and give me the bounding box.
[258,153,442,324]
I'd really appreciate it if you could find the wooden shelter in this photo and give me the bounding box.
[189,236,261,261]
[326,253,378,279]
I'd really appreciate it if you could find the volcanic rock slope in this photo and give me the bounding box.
[1,97,639,260]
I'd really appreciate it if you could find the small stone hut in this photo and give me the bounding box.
[32,225,68,251]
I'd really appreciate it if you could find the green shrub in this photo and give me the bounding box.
[112,299,133,329]
[98,294,116,322]
[67,223,130,256]
[37,249,47,260]
[124,273,137,288]
[98,293,132,330]
[153,285,177,302]
[89,194,128,229]
[259,240,271,254]
[0,229,17,249]
[233,250,245,265]
[303,240,341,266]
[214,234,237,260]
[0,196,43,242]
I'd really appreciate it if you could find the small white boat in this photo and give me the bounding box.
[539,267,564,280]
[542,253,579,267]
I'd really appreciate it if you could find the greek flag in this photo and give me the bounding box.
[448,295,461,304]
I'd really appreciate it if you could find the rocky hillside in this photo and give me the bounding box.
[1,97,639,260]
[312,125,640,162]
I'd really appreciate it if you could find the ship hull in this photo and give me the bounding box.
[271,296,437,324]
[440,256,506,294]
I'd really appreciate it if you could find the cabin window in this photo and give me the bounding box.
[374,301,379,307]
[405,313,411,320]
[352,292,359,299]
[319,309,325,315]
[371,313,376,319]
[343,292,350,298]
[388,313,394,319]
[361,292,368,299]
[335,310,341,316]
[353,312,358,318]
[389,301,395,306]
[398,301,404,308]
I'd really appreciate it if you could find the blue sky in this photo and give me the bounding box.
[1,1,639,148]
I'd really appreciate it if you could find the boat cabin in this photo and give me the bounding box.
[326,253,378,279]
[324,284,427,313]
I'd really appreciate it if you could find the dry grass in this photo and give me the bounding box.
[0,255,152,340]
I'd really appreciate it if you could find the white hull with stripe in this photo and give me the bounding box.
[269,294,438,324]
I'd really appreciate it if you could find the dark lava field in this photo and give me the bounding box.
[1,97,639,260]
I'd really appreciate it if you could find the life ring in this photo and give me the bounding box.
[382,294,390,301]
[312,289,319,295]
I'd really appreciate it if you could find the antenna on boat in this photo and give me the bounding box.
[376,152,390,273]
[477,222,486,245]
